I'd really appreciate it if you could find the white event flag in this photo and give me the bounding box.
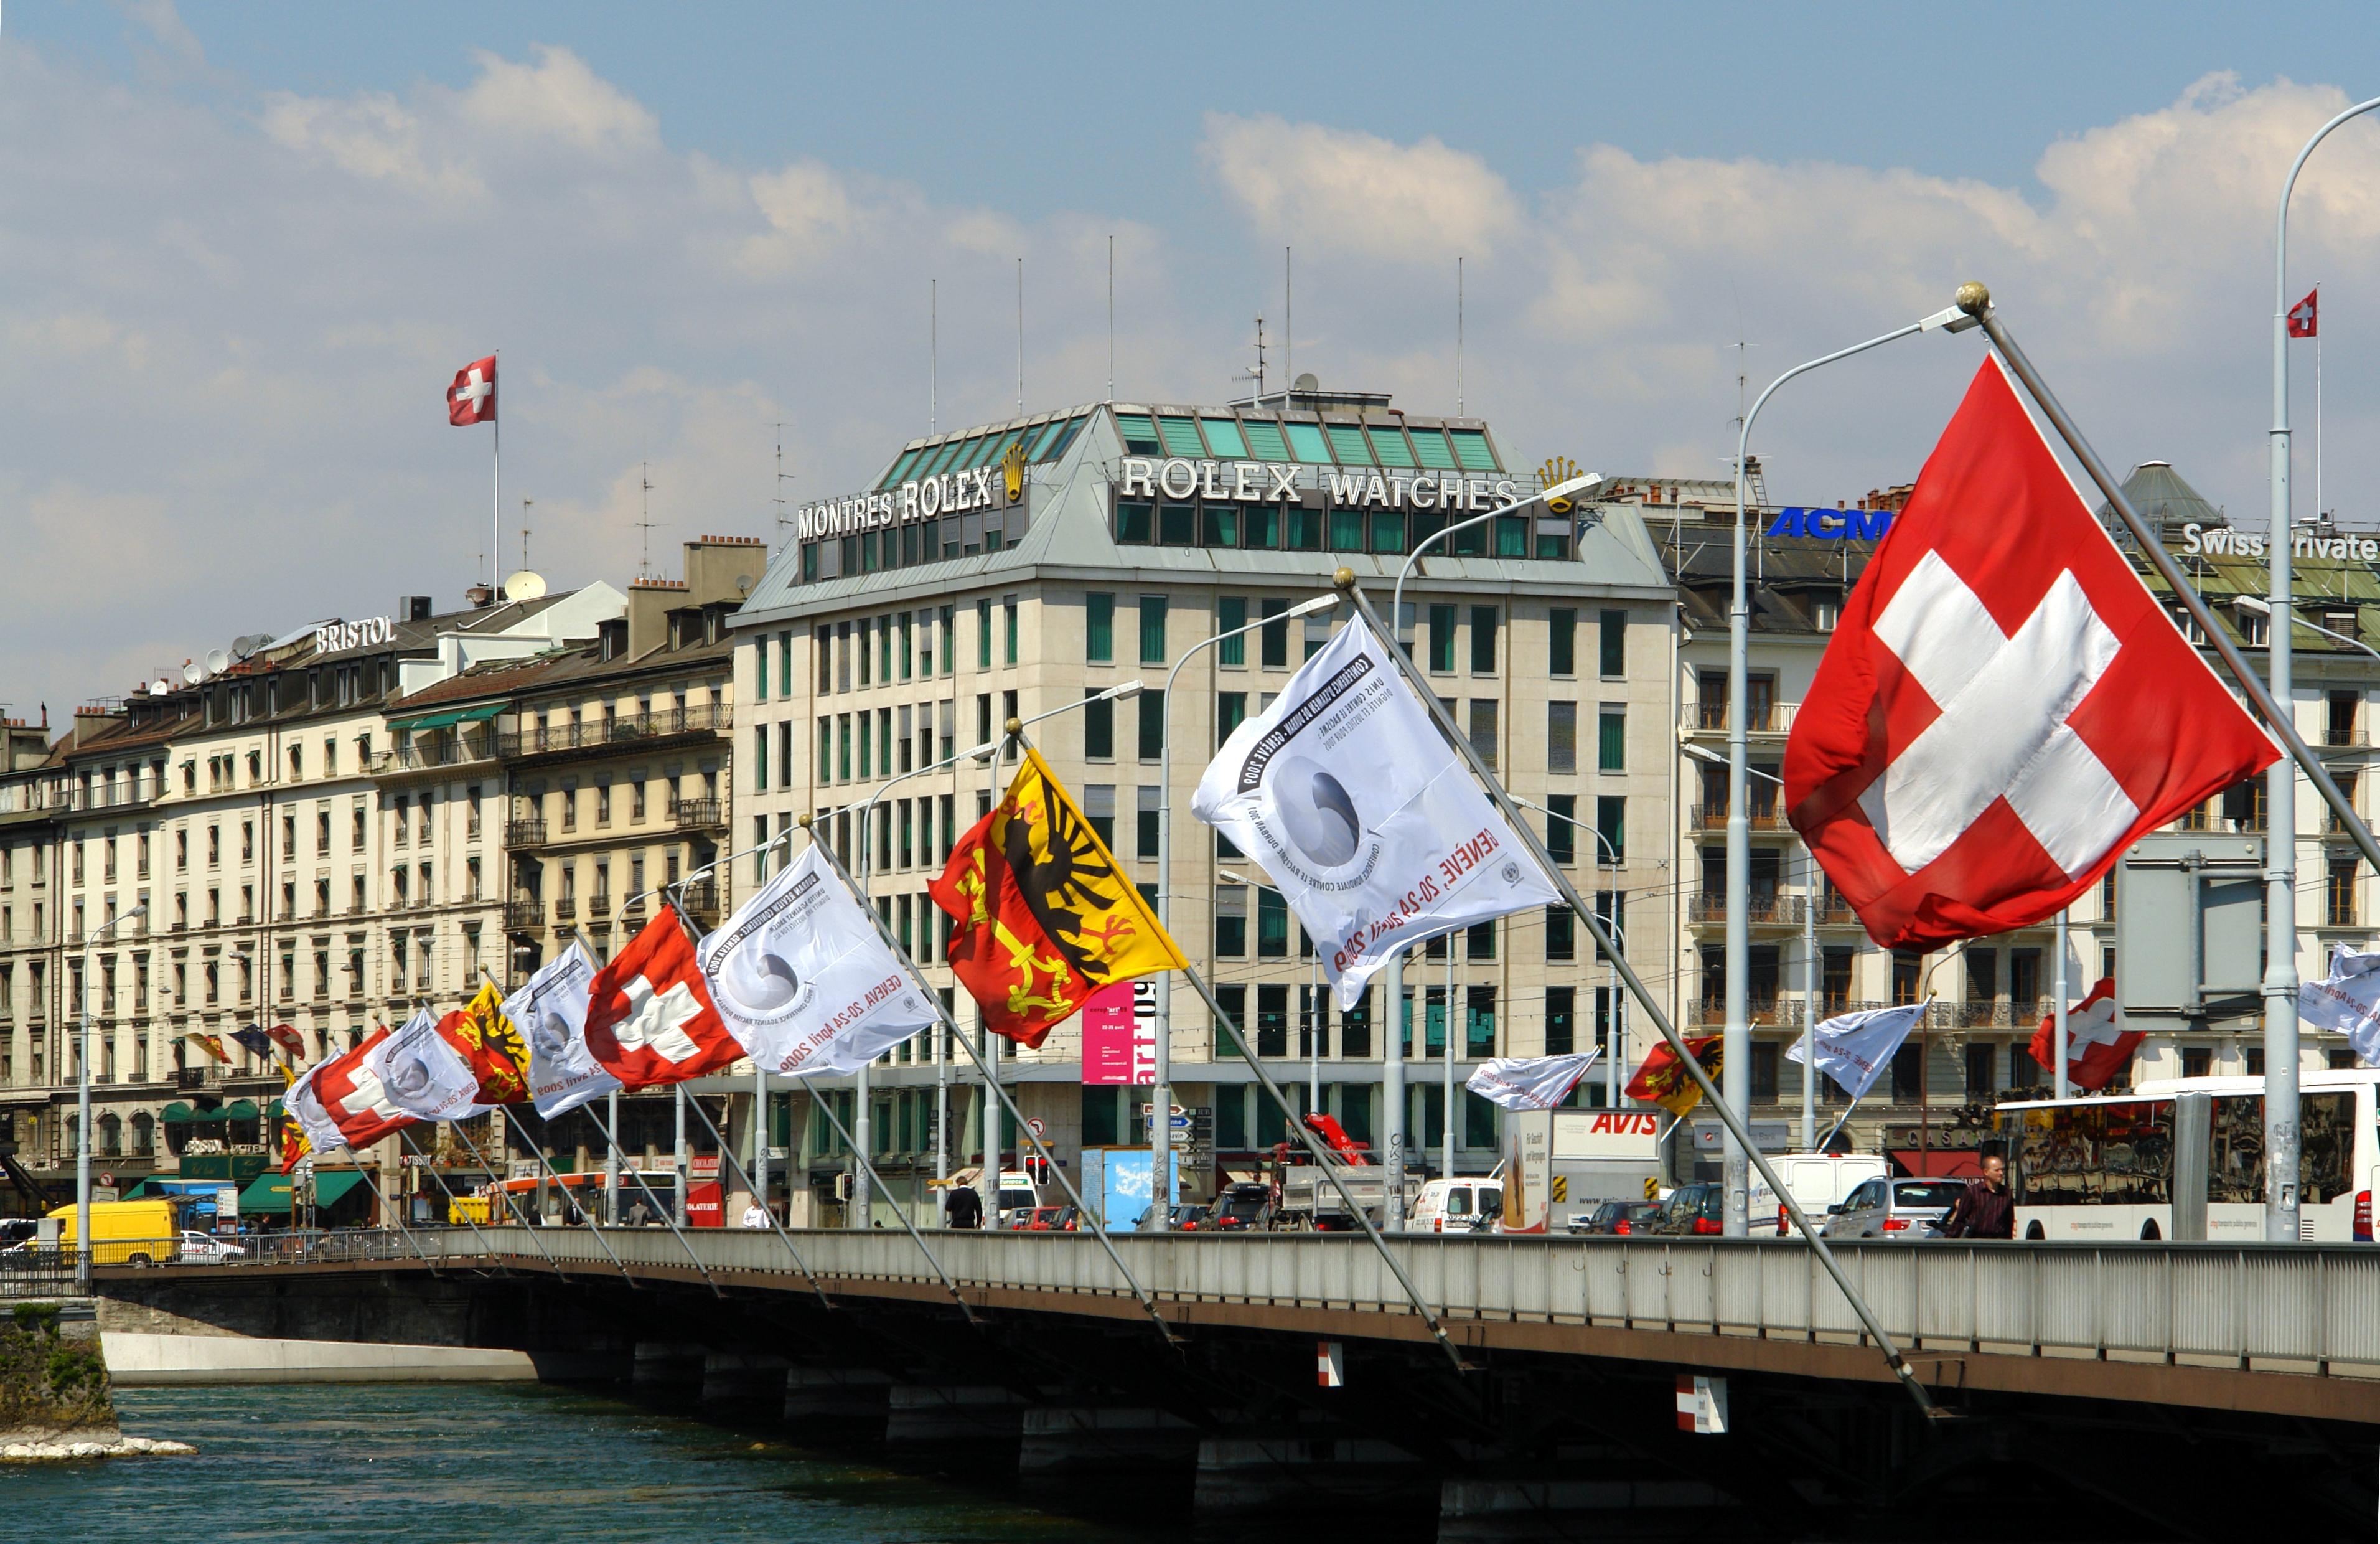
[286,1060,347,1156]
[362,1006,484,1122]
[697,844,939,1080]
[1192,616,1558,1009]
[2301,944,2380,1066]
[1786,1000,1928,1102]
[1466,1051,1601,1111]
[507,942,619,1119]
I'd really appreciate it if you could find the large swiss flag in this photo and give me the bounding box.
[584,915,744,1088]
[290,1027,417,1153]
[1784,358,2277,951]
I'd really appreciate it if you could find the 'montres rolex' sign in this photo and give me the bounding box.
[1120,458,1522,511]
[795,462,1018,543]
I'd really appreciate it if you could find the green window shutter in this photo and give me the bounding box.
[1428,605,1456,672]
[1546,794,1576,864]
[1285,422,1332,463]
[1137,690,1165,761]
[1599,610,1627,677]
[1217,692,1247,747]
[977,599,991,667]
[1595,795,1624,862]
[1242,420,1292,461]
[1449,430,1499,470]
[1115,414,1163,455]
[779,631,794,695]
[880,447,925,488]
[1086,594,1114,662]
[1329,508,1364,552]
[1598,707,1626,772]
[1410,429,1459,469]
[1200,418,1249,458]
[1324,423,1374,464]
[1548,609,1577,676]
[1139,596,1168,664]
[1115,502,1153,543]
[1157,416,1206,456]
[754,728,768,793]
[1217,596,1246,664]
[1469,606,1498,672]
[1367,426,1417,467]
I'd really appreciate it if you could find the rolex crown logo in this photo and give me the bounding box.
[1001,441,1026,503]
[1539,456,1582,514]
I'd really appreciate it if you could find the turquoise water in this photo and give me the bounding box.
[12,1383,1168,1544]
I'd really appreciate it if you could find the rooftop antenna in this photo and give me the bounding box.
[930,278,938,436]
[635,461,658,580]
[1016,255,1025,416]
[774,422,793,539]
[520,497,532,572]
[1106,234,1115,403]
[1245,316,1267,399]
[1456,255,1464,416]
[1284,245,1293,399]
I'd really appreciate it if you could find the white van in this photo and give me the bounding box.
[1408,1177,1504,1235]
[1747,1154,1890,1236]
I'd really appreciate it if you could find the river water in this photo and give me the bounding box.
[13,1383,1246,1544]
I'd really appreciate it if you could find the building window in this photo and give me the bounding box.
[1598,705,1626,773]
[1217,596,1247,666]
[1084,690,1115,760]
[1466,920,1496,963]
[1215,885,1247,956]
[1003,598,1019,666]
[1137,691,1165,763]
[1217,692,1247,748]
[1545,906,1575,963]
[1594,796,1624,863]
[1260,598,1290,669]
[1086,593,1114,662]
[1257,888,1289,958]
[1136,787,1160,860]
[1468,700,1497,770]
[1468,606,1498,672]
[1752,1043,1779,1101]
[1427,605,1456,672]
[2329,859,2359,927]
[1547,702,1577,775]
[1139,596,1168,665]
[1546,794,1577,865]
[1082,784,1115,850]
[1598,609,1626,679]
[1545,987,1576,1056]
[1549,608,1577,677]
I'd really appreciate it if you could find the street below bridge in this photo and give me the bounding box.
[78,1228,2380,1538]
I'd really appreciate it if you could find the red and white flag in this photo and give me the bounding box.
[584,915,744,1088]
[2289,288,2318,339]
[447,355,497,426]
[1784,358,2277,951]
[289,1027,418,1154]
[2025,977,2140,1091]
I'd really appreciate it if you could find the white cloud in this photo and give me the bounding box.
[1202,113,1522,263]
[457,44,662,158]
[260,90,486,205]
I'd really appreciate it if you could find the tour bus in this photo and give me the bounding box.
[1993,1068,2380,1242]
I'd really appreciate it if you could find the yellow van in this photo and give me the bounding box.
[49,1198,180,1266]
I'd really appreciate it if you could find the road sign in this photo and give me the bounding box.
[1026,1116,1047,1137]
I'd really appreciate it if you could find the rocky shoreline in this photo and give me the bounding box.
[2,1433,199,1461]
[1,1297,195,1460]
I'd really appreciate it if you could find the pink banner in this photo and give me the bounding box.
[1080,982,1137,1085]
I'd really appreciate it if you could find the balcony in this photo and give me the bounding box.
[68,777,162,812]
[1687,804,1786,833]
[497,702,734,762]
[1685,892,1806,927]
[505,817,548,848]
[1685,701,1796,736]
[553,897,577,923]
[680,878,720,923]
[370,734,498,776]
[672,797,724,830]
[503,900,542,933]
[588,893,612,918]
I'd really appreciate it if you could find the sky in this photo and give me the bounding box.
[10,2,2380,722]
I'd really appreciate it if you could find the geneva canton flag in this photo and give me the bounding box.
[506,941,619,1119]
[1193,614,1556,1008]
[700,844,939,1079]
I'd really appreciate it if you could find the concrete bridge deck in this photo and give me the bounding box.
[101,1225,2380,1424]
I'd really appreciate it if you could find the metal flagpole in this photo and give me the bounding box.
[1972,285,2380,1249]
[1337,573,1939,1413]
[1442,949,1455,1182]
[983,732,1006,1230]
[400,1125,540,1278]
[491,351,501,595]
[344,1142,434,1268]
[605,1091,620,1224]
[2053,910,2071,1101]
[503,1101,716,1296]
[448,1115,606,1282]
[752,1065,768,1221]
[1802,842,1819,1149]
[1385,948,1407,1226]
[674,1085,688,1233]
[675,1083,841,1314]
[483,1101,635,1282]
[467,967,636,1275]
[801,818,1178,1344]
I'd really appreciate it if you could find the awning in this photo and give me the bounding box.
[238,1172,294,1215]
[387,702,503,733]
[159,1101,195,1124]
[311,1170,370,1207]
[1888,1149,1985,1179]
[220,1099,261,1122]
[264,1100,284,1122]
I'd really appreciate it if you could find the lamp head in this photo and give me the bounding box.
[1105,679,1145,699]
[1544,471,1605,507]
[2236,595,2272,614]
[1290,594,1338,618]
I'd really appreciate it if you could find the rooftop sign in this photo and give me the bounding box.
[2180,522,2380,562]
[313,617,395,654]
[795,448,1026,544]
[1118,458,1520,511]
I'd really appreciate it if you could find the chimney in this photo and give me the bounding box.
[626,578,686,658]
[401,595,434,622]
[680,535,769,609]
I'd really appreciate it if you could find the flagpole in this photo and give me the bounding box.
[982,730,1006,1230]
[501,1098,713,1296]
[799,816,1179,1345]
[1442,949,1455,1184]
[2053,908,2070,1101]
[400,1124,545,1279]
[443,1115,595,1281]
[1336,573,1939,1415]
[1802,841,1818,1150]
[605,1093,619,1225]
[484,1099,637,1284]
[673,1073,846,1316]
[491,349,501,594]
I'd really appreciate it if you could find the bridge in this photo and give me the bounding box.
[87,1230,2380,1537]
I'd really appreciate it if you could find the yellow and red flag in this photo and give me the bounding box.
[928,746,1187,1048]
[276,1065,312,1175]
[437,982,532,1105]
[186,1032,231,1065]
[1626,1035,1723,1118]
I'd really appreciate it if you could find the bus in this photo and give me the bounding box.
[477,1170,724,1228]
[1993,1068,2380,1243]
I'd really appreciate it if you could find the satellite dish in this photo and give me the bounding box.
[735,573,754,596]
[204,649,230,676]
[1293,372,1319,392]
[149,679,170,697]
[180,662,202,686]
[231,634,272,661]
[502,570,547,601]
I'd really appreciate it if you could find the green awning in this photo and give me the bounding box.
[387,702,503,733]
[311,1170,369,1207]
[159,1101,195,1124]
[237,1172,293,1215]
[220,1099,261,1121]
[264,1100,284,1122]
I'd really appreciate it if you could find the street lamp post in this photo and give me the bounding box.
[1152,596,1337,1228]
[1512,795,1625,1108]
[2266,97,2380,1244]
[76,905,144,1290]
[1722,305,1977,1235]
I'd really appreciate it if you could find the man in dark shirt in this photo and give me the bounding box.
[1937,1153,2015,1239]
[945,1184,984,1231]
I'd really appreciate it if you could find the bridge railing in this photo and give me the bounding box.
[144,1225,2380,1374]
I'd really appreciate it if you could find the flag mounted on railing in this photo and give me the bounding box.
[1192,612,1556,1008]
[1786,1000,1928,1102]
[440,982,531,1106]
[507,942,619,1118]
[701,843,938,1078]
[584,914,744,1086]
[363,1007,485,1123]
[929,746,1186,1048]
[289,1027,416,1153]
[1626,1036,1723,1118]
[230,1025,274,1062]
[1466,1052,1601,1111]
[276,1065,311,1175]
[186,1032,230,1065]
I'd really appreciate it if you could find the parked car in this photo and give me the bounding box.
[1567,1200,1666,1236]
[177,1230,248,1264]
[1200,1183,1272,1232]
[1007,1206,1077,1232]
[1658,1183,1725,1236]
[1820,1178,1969,1239]
[1166,1204,1212,1230]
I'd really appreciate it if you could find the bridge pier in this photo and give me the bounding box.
[700,1350,791,1403]
[883,1384,1027,1447]
[630,1342,706,1390]
[1018,1405,1200,1476]
[1194,1421,1435,1518]
[1437,1477,1745,1542]
[782,1365,892,1436]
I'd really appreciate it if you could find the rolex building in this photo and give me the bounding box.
[730,382,1679,1221]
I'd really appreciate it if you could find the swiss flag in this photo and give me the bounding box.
[265,1023,307,1058]
[447,355,497,426]
[2289,288,2318,340]
[2026,978,2141,1091]
[295,1027,417,1151]
[1784,359,2277,951]
[584,915,744,1088]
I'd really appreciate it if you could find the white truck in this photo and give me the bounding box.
[1747,1153,1891,1236]
[1500,1109,1666,1233]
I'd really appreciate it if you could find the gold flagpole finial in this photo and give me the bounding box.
[1954,281,1991,315]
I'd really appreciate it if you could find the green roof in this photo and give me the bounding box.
[237,1172,293,1215]
[312,1170,370,1207]
[388,702,504,733]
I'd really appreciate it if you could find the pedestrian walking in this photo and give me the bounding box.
[944,1184,983,1231]
[1935,1152,2015,1239]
